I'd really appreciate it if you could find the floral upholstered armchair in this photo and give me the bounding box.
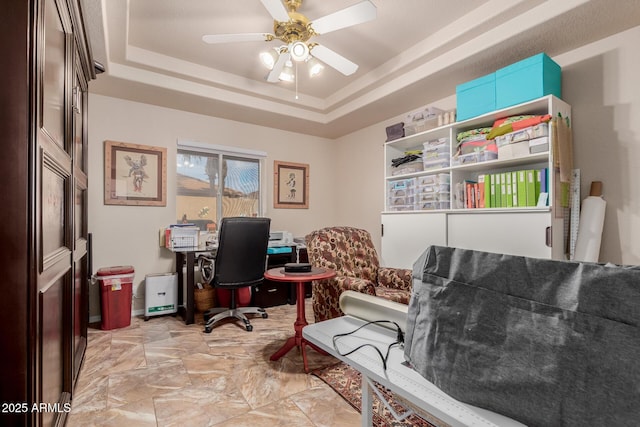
[305,226,413,322]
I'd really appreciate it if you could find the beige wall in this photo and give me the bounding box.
[555,25,640,265]
[88,95,339,315]
[88,25,640,316]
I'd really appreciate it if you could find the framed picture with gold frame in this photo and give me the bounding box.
[104,140,167,206]
[274,160,309,209]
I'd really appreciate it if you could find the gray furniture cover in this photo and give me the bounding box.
[404,245,640,427]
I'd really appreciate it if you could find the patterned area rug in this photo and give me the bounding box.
[312,362,450,427]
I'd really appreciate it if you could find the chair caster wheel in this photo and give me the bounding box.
[246,325,253,332]
[262,313,268,319]
[204,327,212,333]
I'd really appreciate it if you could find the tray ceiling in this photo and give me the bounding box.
[83,0,640,138]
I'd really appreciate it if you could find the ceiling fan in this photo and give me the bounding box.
[202,0,377,82]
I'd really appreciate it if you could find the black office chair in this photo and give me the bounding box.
[201,216,271,333]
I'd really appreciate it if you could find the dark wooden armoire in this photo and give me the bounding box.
[0,0,94,425]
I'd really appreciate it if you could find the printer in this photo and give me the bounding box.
[268,231,293,247]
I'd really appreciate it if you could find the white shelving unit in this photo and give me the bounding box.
[381,95,571,268]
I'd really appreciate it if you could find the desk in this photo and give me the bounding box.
[168,246,216,325]
[303,316,526,427]
[169,245,298,325]
[265,267,335,372]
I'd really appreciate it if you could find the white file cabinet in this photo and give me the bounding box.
[144,273,178,320]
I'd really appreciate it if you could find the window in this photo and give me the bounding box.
[176,141,266,231]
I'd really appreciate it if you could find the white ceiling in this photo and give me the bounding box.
[83,0,640,139]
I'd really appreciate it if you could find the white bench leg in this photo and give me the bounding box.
[361,374,374,426]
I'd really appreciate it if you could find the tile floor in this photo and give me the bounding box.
[67,301,361,426]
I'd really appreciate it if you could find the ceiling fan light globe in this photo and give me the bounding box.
[279,60,295,82]
[306,57,324,77]
[290,41,309,62]
[279,71,295,82]
[259,49,279,70]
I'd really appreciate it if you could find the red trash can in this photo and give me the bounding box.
[96,265,135,330]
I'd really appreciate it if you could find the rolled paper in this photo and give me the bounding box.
[339,290,408,332]
[573,196,606,262]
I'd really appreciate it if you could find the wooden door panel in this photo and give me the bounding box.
[41,159,67,258]
[73,256,87,380]
[38,276,69,427]
[42,0,66,149]
[73,67,87,174]
[71,55,89,387]
[74,184,85,243]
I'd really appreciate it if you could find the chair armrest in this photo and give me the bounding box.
[336,276,377,295]
[311,276,377,322]
[378,267,412,291]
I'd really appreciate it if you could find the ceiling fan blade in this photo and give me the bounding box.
[311,45,358,76]
[311,1,376,35]
[259,0,290,22]
[202,33,270,44]
[266,51,291,82]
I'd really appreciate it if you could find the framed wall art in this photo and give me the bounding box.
[104,140,167,206]
[274,160,309,209]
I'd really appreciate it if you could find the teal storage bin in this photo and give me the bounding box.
[495,53,561,109]
[456,73,496,121]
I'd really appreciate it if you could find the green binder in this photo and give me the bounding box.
[505,172,513,208]
[517,170,527,207]
[511,171,518,207]
[526,169,537,207]
[490,174,496,208]
[495,173,502,208]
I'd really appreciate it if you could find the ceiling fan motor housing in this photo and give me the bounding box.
[273,11,315,44]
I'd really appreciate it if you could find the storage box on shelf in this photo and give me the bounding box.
[415,175,451,211]
[387,178,416,197]
[494,122,549,145]
[391,159,423,176]
[452,150,498,165]
[404,105,444,136]
[416,189,450,202]
[456,53,561,122]
[405,118,438,136]
[422,138,450,171]
[497,141,530,160]
[383,95,572,263]
[417,173,450,187]
[456,73,497,121]
[387,177,417,211]
[495,122,550,160]
[495,53,561,109]
[529,136,549,153]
